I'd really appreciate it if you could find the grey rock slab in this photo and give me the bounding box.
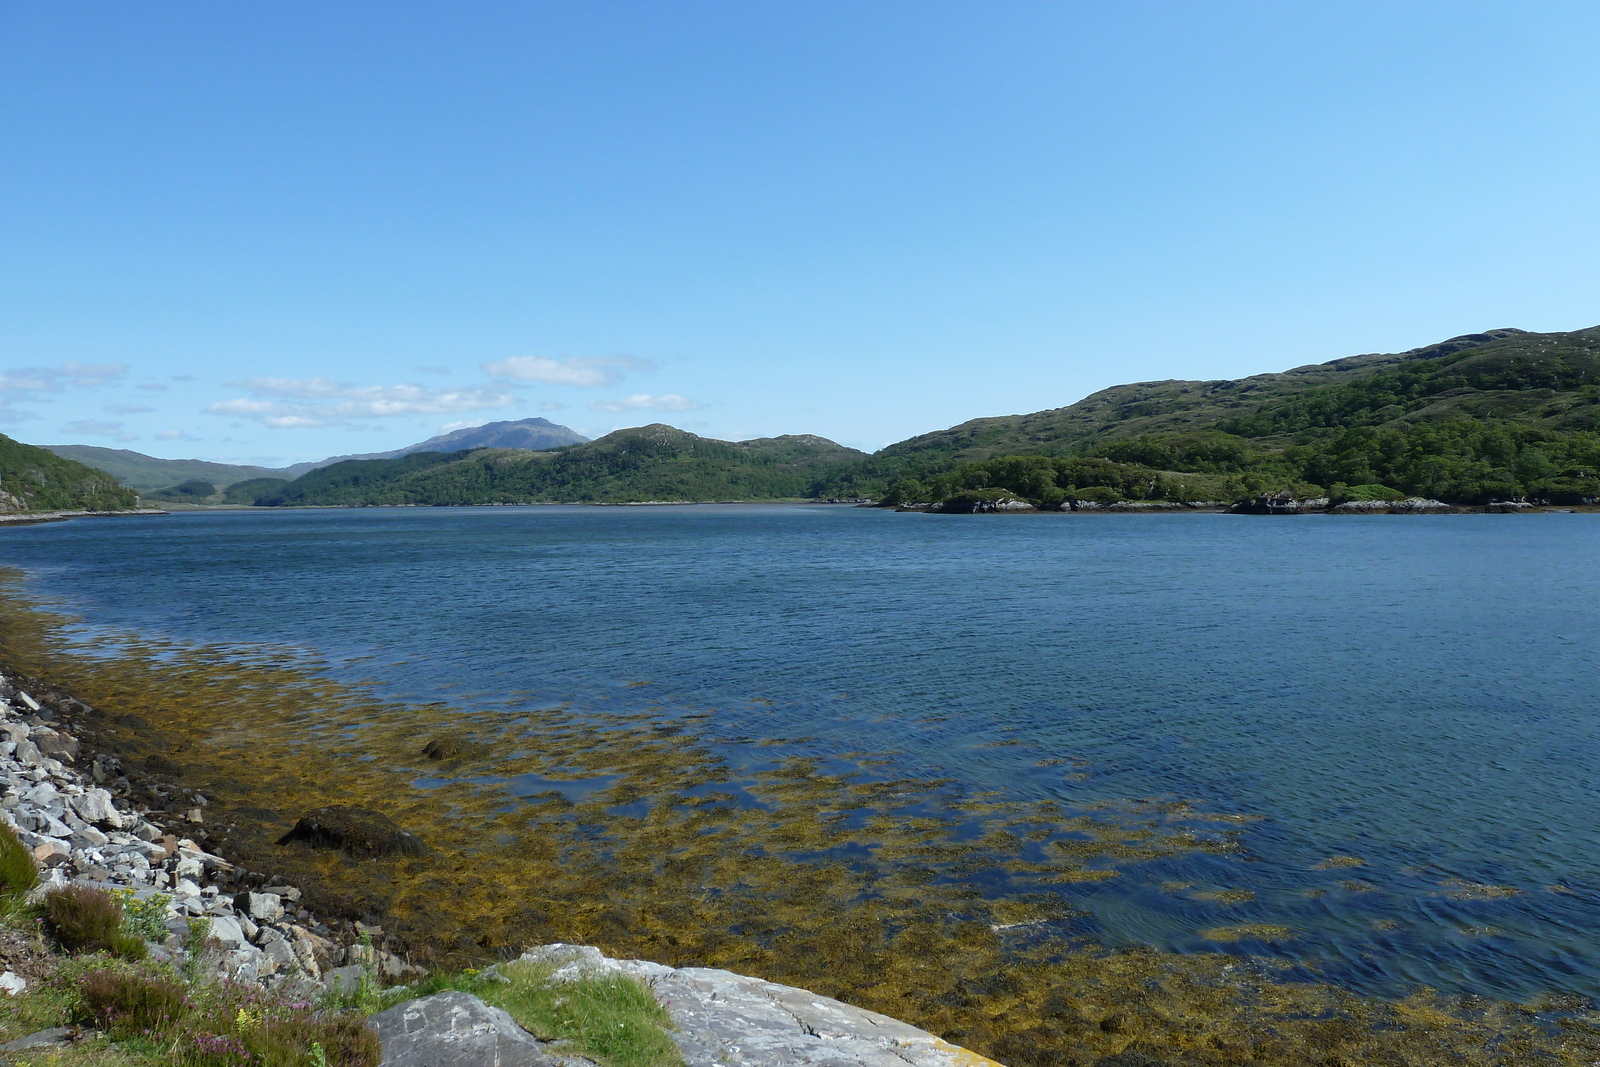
[324,963,368,995]
[207,914,247,949]
[247,891,284,922]
[369,991,569,1067]
[516,944,1003,1067]
[0,1026,73,1051]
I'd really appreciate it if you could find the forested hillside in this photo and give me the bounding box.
[0,435,140,512]
[231,426,865,506]
[816,326,1600,507]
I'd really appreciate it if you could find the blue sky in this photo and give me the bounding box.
[2,2,1597,464]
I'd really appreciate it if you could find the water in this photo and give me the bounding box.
[0,505,1596,1000]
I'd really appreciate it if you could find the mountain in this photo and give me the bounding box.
[814,325,1600,506]
[0,435,139,512]
[40,447,320,492]
[44,419,587,493]
[234,426,865,506]
[313,418,589,467]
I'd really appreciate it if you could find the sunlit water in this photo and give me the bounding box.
[0,505,1596,1000]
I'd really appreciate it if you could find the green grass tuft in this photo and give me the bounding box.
[479,960,684,1067]
[0,822,38,898]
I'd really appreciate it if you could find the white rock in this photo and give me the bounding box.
[0,971,25,996]
[16,691,39,712]
[247,892,284,922]
[71,825,109,848]
[207,914,247,949]
[174,855,203,880]
[72,788,122,828]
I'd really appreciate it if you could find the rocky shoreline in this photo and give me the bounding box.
[0,665,1006,1067]
[894,491,1593,514]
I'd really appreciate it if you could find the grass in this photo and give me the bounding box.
[0,822,38,898]
[397,961,683,1067]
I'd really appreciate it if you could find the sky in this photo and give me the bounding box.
[2,2,1598,465]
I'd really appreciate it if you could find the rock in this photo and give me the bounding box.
[242,892,283,922]
[32,839,68,861]
[379,951,428,981]
[516,944,1004,1067]
[31,728,78,762]
[368,991,566,1067]
[277,806,426,858]
[0,1026,72,1051]
[0,970,26,995]
[71,824,110,848]
[208,914,247,950]
[259,883,302,901]
[420,735,480,760]
[13,740,42,765]
[72,788,123,828]
[324,963,369,995]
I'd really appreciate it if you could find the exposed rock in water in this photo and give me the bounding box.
[937,491,1034,514]
[277,806,427,858]
[1228,492,1331,515]
[420,735,479,761]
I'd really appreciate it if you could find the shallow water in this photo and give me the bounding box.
[1,505,1596,1000]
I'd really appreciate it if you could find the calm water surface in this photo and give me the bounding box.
[0,506,1596,999]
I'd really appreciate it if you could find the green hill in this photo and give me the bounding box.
[816,326,1600,506]
[0,435,140,512]
[238,426,866,506]
[40,446,311,492]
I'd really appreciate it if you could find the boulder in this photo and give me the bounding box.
[277,806,427,858]
[30,729,78,762]
[368,991,567,1067]
[245,892,284,922]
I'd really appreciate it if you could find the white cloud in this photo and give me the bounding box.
[438,418,490,433]
[484,355,652,387]
[207,379,516,428]
[61,419,136,442]
[155,430,190,441]
[590,393,703,413]
[538,402,565,411]
[104,403,155,414]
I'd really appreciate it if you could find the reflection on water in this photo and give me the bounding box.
[0,505,1597,1003]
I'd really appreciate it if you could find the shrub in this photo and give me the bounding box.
[111,888,172,942]
[0,822,37,897]
[78,967,188,1036]
[44,885,147,959]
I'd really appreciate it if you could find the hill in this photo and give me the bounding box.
[815,326,1600,506]
[0,435,139,512]
[39,446,316,492]
[47,418,589,494]
[232,426,865,506]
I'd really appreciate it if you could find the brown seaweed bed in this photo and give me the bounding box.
[0,570,1595,1066]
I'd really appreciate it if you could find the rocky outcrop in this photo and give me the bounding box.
[369,991,594,1067]
[497,944,1004,1067]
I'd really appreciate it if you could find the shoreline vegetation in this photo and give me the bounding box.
[0,576,1594,1065]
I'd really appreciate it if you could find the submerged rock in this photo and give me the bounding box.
[277,806,427,858]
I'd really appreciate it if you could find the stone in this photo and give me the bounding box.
[379,951,428,981]
[174,854,204,881]
[31,729,78,762]
[0,970,25,995]
[72,788,123,828]
[0,1026,71,1051]
[15,691,39,713]
[324,963,368,995]
[259,883,302,901]
[277,806,426,858]
[368,991,564,1067]
[247,892,284,922]
[32,839,68,861]
[207,914,247,950]
[13,740,41,766]
[521,944,1004,1067]
[71,824,110,848]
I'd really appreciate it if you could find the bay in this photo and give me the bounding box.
[0,504,1596,1000]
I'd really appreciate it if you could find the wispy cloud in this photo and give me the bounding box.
[155,430,190,441]
[0,362,129,421]
[207,378,515,428]
[590,393,702,413]
[62,419,136,442]
[538,402,565,411]
[104,403,155,415]
[484,355,652,388]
